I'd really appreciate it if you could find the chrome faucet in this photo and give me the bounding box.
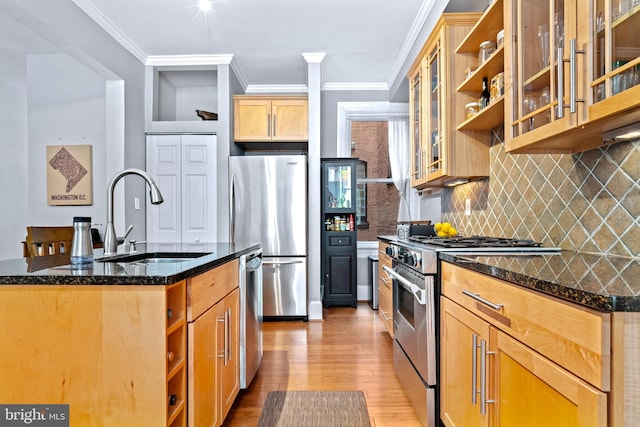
[103,168,164,256]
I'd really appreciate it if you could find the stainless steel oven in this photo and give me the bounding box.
[383,236,560,426]
[383,261,436,427]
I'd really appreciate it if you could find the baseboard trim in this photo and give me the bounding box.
[308,300,323,320]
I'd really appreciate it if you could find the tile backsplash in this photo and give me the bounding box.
[442,131,639,258]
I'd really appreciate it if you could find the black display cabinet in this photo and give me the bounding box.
[321,158,358,307]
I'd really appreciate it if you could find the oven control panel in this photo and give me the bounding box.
[386,244,423,271]
[386,242,438,274]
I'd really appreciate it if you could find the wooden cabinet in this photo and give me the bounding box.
[233,96,308,142]
[440,262,609,426]
[0,281,188,427]
[0,259,245,427]
[441,297,490,427]
[377,241,393,336]
[455,0,505,132]
[493,328,607,426]
[589,0,640,121]
[321,159,357,308]
[408,13,489,189]
[504,0,640,153]
[187,259,240,427]
[217,289,240,420]
[167,281,188,427]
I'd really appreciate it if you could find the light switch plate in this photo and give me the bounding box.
[465,199,471,216]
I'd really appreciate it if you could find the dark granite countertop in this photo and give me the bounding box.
[439,251,640,312]
[377,235,396,244]
[0,242,261,286]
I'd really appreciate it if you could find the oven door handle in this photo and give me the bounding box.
[382,265,426,306]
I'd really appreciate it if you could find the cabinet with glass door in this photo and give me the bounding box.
[408,13,488,190]
[590,0,640,121]
[321,159,358,308]
[505,0,640,154]
[409,58,426,188]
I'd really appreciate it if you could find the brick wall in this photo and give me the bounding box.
[351,121,400,241]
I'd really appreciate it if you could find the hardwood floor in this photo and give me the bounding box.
[223,303,422,426]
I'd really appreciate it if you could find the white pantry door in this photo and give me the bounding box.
[146,134,217,244]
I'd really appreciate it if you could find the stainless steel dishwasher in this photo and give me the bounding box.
[239,248,263,389]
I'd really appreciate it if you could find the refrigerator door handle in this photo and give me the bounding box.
[229,172,235,243]
[263,259,305,265]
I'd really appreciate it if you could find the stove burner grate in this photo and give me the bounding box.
[408,235,543,249]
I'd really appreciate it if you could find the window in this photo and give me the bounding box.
[350,121,399,241]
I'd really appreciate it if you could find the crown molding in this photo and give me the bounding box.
[322,82,389,91]
[245,84,308,94]
[244,82,391,93]
[145,54,233,67]
[72,0,147,63]
[386,0,440,88]
[302,52,327,64]
[230,61,249,91]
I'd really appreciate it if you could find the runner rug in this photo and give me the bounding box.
[257,390,371,427]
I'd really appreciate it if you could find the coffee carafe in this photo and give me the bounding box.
[71,216,94,268]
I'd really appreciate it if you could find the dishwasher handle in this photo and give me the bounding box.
[263,259,304,266]
[242,249,263,271]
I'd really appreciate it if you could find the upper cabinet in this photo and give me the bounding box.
[504,0,640,153]
[590,0,640,120]
[455,0,505,132]
[409,13,489,190]
[233,96,308,149]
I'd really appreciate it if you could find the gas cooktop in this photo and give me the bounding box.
[388,235,561,274]
[408,235,544,249]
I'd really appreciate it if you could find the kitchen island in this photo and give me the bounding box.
[439,251,640,426]
[0,242,260,427]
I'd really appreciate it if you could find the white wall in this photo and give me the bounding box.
[26,53,107,231]
[0,44,29,258]
[0,0,147,260]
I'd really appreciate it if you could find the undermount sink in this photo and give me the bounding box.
[133,257,198,264]
[96,252,211,263]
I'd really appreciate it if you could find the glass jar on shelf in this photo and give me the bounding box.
[479,41,496,65]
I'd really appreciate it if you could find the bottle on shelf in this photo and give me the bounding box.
[349,214,354,231]
[480,77,490,109]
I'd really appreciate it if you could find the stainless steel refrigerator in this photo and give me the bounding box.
[229,155,308,319]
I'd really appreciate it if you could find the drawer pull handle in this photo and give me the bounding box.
[463,290,503,311]
[480,339,495,415]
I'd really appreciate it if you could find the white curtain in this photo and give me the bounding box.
[388,118,411,221]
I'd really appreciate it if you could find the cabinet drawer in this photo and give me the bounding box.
[441,262,611,390]
[378,286,393,337]
[329,235,353,246]
[378,263,392,296]
[378,243,392,295]
[187,259,239,321]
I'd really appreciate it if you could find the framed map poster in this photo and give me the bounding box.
[46,145,93,206]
